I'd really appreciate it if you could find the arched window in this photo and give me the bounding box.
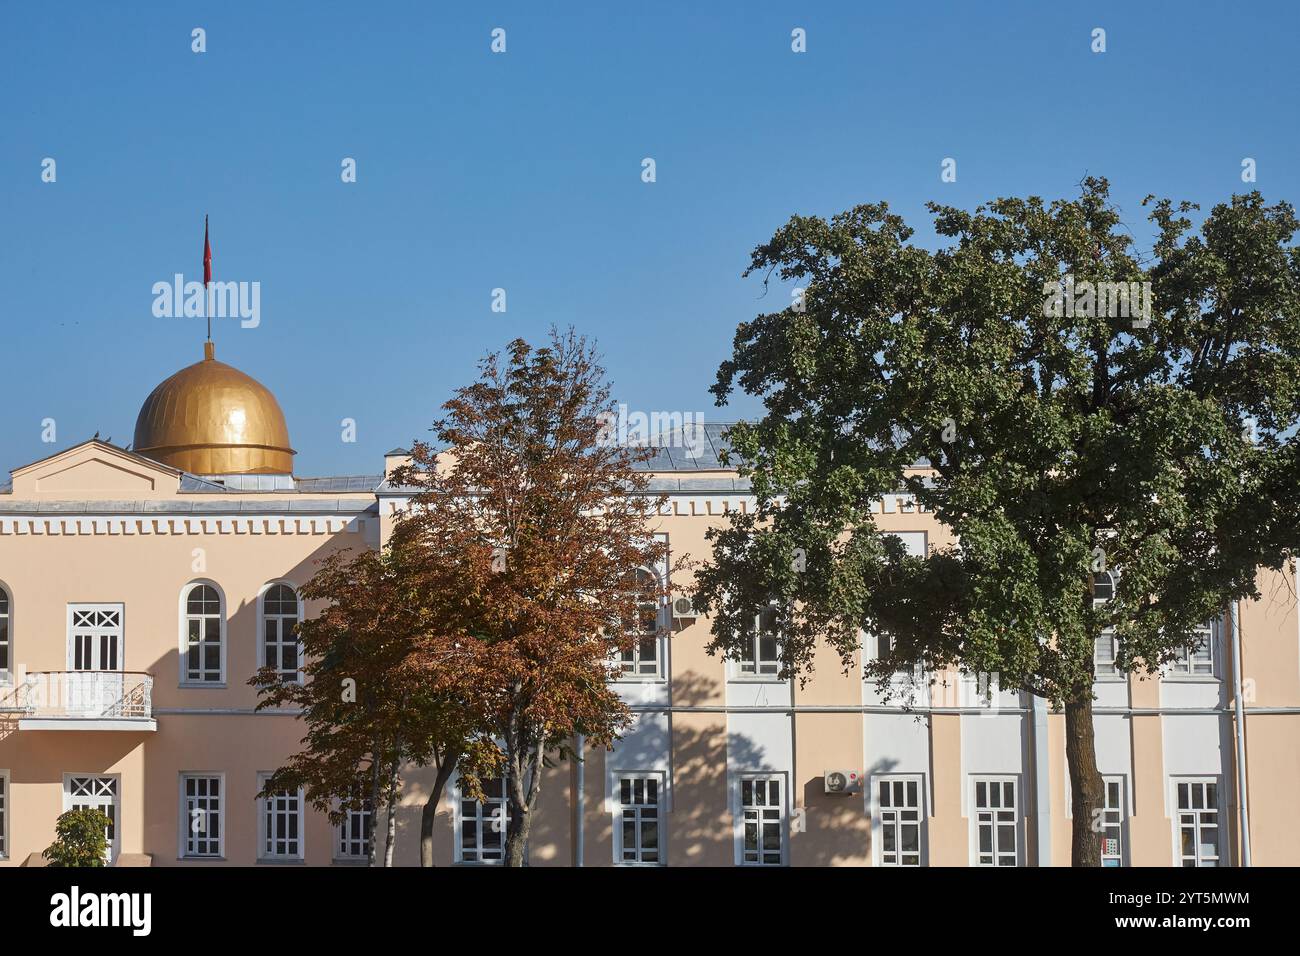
[619,568,661,678]
[1091,571,1120,677]
[261,584,301,682]
[181,583,225,684]
[0,586,10,682]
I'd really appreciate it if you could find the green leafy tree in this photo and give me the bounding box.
[43,808,111,867]
[697,178,1300,865]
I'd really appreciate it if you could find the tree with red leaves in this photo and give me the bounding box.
[392,329,672,866]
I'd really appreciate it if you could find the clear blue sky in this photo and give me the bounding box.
[2,1,1296,476]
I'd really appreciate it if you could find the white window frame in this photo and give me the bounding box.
[66,603,124,671]
[615,568,665,681]
[179,581,226,686]
[871,773,926,866]
[1172,777,1221,867]
[1091,565,1126,682]
[970,775,1020,867]
[63,773,120,864]
[335,790,373,863]
[257,582,303,684]
[179,773,225,859]
[256,773,305,862]
[1093,630,1124,680]
[1099,775,1127,867]
[0,583,12,685]
[734,772,787,866]
[453,774,511,865]
[0,769,9,860]
[733,606,782,680]
[1093,569,1116,602]
[1168,620,1218,680]
[614,771,665,865]
[865,632,925,682]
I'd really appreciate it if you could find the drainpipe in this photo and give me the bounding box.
[575,733,585,867]
[1229,600,1251,867]
[1030,694,1052,867]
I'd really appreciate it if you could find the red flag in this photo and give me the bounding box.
[203,215,212,285]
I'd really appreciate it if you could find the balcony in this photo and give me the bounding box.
[1,671,156,731]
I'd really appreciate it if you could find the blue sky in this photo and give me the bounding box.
[2,1,1296,476]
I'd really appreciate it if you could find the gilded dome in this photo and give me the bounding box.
[133,342,295,475]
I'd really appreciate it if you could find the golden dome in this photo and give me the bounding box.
[133,342,295,475]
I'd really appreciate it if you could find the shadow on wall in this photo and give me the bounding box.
[796,756,900,867]
[144,538,364,863]
[671,670,766,866]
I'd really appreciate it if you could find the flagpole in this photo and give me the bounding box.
[204,214,211,343]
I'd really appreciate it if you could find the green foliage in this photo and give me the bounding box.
[700,178,1300,705]
[43,808,111,867]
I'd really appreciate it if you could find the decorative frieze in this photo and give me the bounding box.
[0,515,367,536]
[380,492,925,520]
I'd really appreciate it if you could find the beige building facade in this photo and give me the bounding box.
[1,345,1297,867]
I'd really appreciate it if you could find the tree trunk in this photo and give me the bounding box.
[1064,694,1105,866]
[383,741,401,867]
[504,740,544,867]
[420,755,459,867]
[366,739,383,868]
[505,757,530,867]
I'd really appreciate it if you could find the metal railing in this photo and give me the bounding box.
[2,671,154,720]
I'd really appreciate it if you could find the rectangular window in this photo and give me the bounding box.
[738,607,781,677]
[264,620,300,681]
[336,805,372,862]
[616,773,663,864]
[1094,631,1122,679]
[972,777,1018,866]
[1175,779,1220,867]
[1100,776,1126,867]
[1170,622,1216,677]
[258,777,304,861]
[0,770,8,860]
[867,633,923,681]
[457,776,508,864]
[65,774,119,864]
[180,774,223,858]
[186,617,222,682]
[738,774,785,866]
[877,776,924,866]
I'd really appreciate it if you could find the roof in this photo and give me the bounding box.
[629,422,737,471]
[376,423,747,495]
[8,439,184,481]
[177,473,384,494]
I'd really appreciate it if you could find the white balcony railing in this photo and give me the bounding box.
[3,671,154,721]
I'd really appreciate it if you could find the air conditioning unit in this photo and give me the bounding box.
[824,770,861,795]
[671,595,698,620]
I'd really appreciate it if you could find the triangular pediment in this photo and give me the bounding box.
[8,441,182,498]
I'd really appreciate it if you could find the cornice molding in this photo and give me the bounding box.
[0,515,370,536]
